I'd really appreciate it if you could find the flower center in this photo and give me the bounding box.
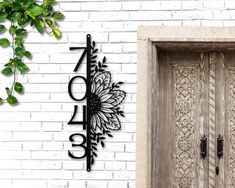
[90,93,102,115]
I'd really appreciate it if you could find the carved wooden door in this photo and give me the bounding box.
[155,51,235,188]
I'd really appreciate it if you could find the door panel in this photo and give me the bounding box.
[157,52,209,188]
[211,52,235,188]
[205,52,235,188]
[226,65,235,187]
[156,51,235,188]
[222,52,235,188]
[211,52,225,188]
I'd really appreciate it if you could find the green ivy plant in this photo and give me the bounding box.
[0,0,64,105]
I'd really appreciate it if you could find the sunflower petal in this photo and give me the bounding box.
[101,107,114,113]
[90,116,95,129]
[93,71,111,89]
[95,83,104,95]
[98,88,110,98]
[96,115,101,129]
[97,111,109,123]
[104,112,112,118]
[91,82,96,93]
[110,90,126,106]
[101,102,114,108]
[100,94,113,102]
[105,114,121,130]
[93,114,97,128]
[106,99,116,104]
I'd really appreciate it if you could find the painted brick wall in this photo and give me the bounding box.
[0,0,233,188]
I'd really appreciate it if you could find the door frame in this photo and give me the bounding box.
[137,26,235,188]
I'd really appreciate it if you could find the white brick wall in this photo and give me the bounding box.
[0,0,232,187]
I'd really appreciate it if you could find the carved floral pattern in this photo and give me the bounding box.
[228,69,235,186]
[174,67,198,188]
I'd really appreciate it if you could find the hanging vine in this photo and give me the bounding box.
[0,0,64,105]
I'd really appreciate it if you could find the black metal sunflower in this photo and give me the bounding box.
[89,41,126,164]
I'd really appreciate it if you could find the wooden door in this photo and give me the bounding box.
[156,51,235,188]
[156,51,209,188]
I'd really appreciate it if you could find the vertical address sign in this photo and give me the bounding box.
[68,34,126,172]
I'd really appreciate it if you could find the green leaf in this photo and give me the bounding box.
[0,13,7,21]
[15,47,25,57]
[4,59,13,67]
[7,95,17,105]
[14,82,23,93]
[1,67,13,76]
[0,24,5,33]
[9,12,21,20]
[45,18,53,27]
[0,38,9,47]
[35,19,44,33]
[16,28,27,37]
[52,29,61,39]
[14,59,29,73]
[9,25,17,34]
[15,37,23,46]
[0,98,3,104]
[11,3,21,11]
[18,16,29,26]
[24,51,32,59]
[20,0,34,8]
[52,12,64,20]
[27,5,44,17]
[25,10,35,19]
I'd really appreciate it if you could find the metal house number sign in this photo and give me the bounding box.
[68,34,126,171]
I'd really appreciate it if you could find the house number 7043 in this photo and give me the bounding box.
[67,34,92,172]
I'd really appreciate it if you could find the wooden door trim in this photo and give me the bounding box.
[137,26,235,188]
